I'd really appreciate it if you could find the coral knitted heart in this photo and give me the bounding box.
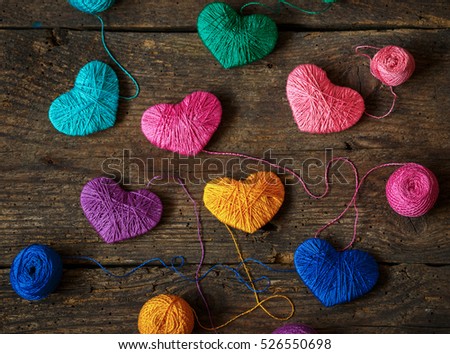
[141,91,222,156]
[49,61,119,136]
[197,2,278,69]
[203,172,285,234]
[80,177,163,244]
[286,64,365,134]
[294,238,379,307]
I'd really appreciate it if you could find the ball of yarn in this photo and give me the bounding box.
[370,46,415,86]
[272,323,317,334]
[69,0,115,14]
[10,245,63,301]
[386,163,439,217]
[138,294,195,334]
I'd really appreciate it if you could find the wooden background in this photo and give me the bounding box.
[1,0,449,334]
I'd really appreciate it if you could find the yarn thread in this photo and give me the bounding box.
[356,45,415,119]
[138,294,195,334]
[69,0,139,99]
[286,64,365,134]
[71,254,290,293]
[10,245,63,301]
[203,171,285,234]
[272,323,318,334]
[386,163,439,217]
[142,92,222,156]
[197,2,278,69]
[196,225,295,331]
[313,162,438,249]
[241,0,336,15]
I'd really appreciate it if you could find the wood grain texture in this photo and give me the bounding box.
[1,0,449,30]
[1,1,449,334]
[1,264,449,333]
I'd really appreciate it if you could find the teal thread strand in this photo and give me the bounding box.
[97,15,140,100]
[241,0,334,15]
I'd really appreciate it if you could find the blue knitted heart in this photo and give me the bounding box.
[49,61,119,136]
[294,238,379,307]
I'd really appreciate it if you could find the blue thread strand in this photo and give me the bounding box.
[70,255,293,294]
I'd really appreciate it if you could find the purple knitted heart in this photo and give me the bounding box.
[80,177,163,243]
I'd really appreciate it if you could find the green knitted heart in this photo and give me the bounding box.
[197,2,278,69]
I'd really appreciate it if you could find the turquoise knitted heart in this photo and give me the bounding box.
[49,61,119,136]
[197,2,278,69]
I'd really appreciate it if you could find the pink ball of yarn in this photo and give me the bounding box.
[386,163,439,217]
[370,46,415,86]
[272,323,317,334]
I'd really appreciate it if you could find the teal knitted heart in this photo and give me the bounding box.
[197,2,278,69]
[49,61,119,136]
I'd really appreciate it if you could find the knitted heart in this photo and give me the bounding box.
[294,238,379,307]
[203,172,285,234]
[286,64,365,134]
[80,177,163,244]
[197,2,278,69]
[49,61,119,136]
[141,91,222,156]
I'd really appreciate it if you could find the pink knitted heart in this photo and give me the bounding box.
[80,177,163,244]
[286,64,365,134]
[141,91,222,156]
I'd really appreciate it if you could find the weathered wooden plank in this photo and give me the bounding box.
[1,0,449,30]
[1,263,448,333]
[1,29,449,267]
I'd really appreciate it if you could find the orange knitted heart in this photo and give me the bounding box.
[203,172,285,234]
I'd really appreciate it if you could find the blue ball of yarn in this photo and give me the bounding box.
[69,0,115,14]
[10,245,63,301]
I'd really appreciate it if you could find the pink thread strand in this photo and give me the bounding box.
[147,176,216,330]
[202,150,363,250]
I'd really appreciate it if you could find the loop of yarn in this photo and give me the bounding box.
[370,46,415,87]
[386,163,439,217]
[203,172,285,234]
[10,245,63,301]
[138,294,195,334]
[197,2,278,69]
[69,0,115,14]
[80,177,163,243]
[272,323,318,334]
[49,61,119,136]
[286,64,365,134]
[141,92,222,156]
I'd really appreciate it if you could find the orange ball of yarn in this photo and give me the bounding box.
[138,294,195,334]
